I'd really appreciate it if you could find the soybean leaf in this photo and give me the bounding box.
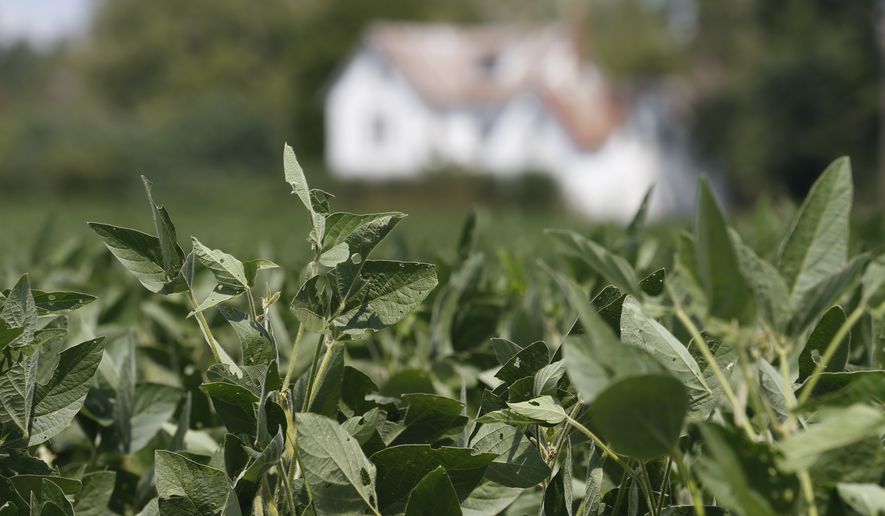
[8,475,81,499]
[391,393,466,445]
[623,185,654,265]
[576,443,603,516]
[778,404,885,472]
[471,423,549,488]
[155,450,234,515]
[218,306,276,366]
[460,481,523,516]
[533,361,567,397]
[787,254,868,335]
[506,396,566,425]
[554,271,668,402]
[490,338,524,366]
[798,306,850,383]
[404,467,462,516]
[234,430,285,507]
[191,238,248,292]
[796,370,885,409]
[495,340,549,385]
[283,143,312,214]
[587,374,687,459]
[295,413,379,514]
[0,352,38,438]
[29,337,105,445]
[130,384,182,453]
[778,157,852,310]
[40,478,74,515]
[142,175,183,276]
[837,483,885,515]
[88,223,187,294]
[730,229,790,328]
[0,290,96,316]
[242,259,278,288]
[862,254,885,308]
[72,471,116,516]
[620,296,710,397]
[756,358,793,424]
[370,444,496,510]
[0,274,36,346]
[695,178,754,321]
[543,467,570,516]
[546,229,642,298]
[333,260,438,334]
[696,423,795,516]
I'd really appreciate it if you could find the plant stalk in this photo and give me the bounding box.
[187,289,223,363]
[672,448,705,516]
[282,324,306,389]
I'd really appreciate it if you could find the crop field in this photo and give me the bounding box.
[0,145,883,515]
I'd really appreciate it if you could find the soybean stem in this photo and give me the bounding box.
[187,289,223,363]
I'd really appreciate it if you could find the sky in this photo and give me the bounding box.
[0,0,95,48]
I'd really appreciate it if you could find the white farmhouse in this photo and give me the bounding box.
[325,23,696,220]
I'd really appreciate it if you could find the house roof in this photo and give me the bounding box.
[365,22,627,151]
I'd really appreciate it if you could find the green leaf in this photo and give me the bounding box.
[155,450,234,515]
[533,361,567,397]
[391,393,466,445]
[756,358,794,424]
[130,383,182,452]
[778,157,852,311]
[797,370,885,409]
[798,306,850,383]
[494,340,549,385]
[323,212,405,260]
[0,274,36,346]
[0,351,38,438]
[142,175,183,276]
[72,471,116,516]
[695,178,754,321]
[283,144,314,218]
[370,445,496,510]
[555,272,668,402]
[404,467,462,516]
[88,223,186,294]
[620,296,710,397]
[695,423,794,516]
[836,483,885,515]
[191,237,249,292]
[333,260,438,333]
[576,443,603,516]
[235,430,285,505]
[862,254,885,308]
[29,337,105,445]
[730,229,790,328]
[588,374,687,459]
[787,254,868,335]
[778,404,885,472]
[242,259,278,288]
[546,229,642,298]
[200,382,258,436]
[470,423,549,488]
[295,413,379,514]
[460,481,523,516]
[218,306,276,366]
[506,396,566,425]
[0,290,96,316]
[39,478,74,516]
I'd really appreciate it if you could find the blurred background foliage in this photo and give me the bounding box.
[0,0,880,217]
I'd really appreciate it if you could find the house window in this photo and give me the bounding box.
[371,115,387,146]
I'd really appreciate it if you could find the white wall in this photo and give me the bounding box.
[325,51,434,178]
